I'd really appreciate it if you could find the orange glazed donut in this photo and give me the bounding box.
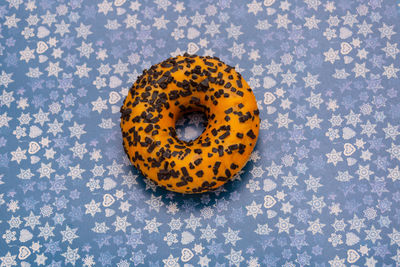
[120,54,260,194]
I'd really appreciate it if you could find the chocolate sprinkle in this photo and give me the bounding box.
[247,129,256,139]
[213,162,221,175]
[196,170,204,177]
[236,133,243,138]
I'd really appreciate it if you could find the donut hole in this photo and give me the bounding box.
[175,111,208,142]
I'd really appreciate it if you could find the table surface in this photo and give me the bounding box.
[1,0,400,266]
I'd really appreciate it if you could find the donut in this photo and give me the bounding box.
[120,54,260,194]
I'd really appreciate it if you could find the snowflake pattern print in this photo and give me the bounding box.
[1,0,400,266]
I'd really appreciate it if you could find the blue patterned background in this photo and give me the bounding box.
[1,0,400,266]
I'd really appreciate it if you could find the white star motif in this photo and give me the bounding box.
[4,14,20,28]
[75,23,92,39]
[54,20,70,36]
[11,147,27,164]
[388,166,400,182]
[357,20,373,37]
[247,0,263,15]
[113,216,131,233]
[225,249,244,267]
[45,62,62,78]
[47,119,63,136]
[19,46,35,63]
[0,71,14,88]
[61,226,79,244]
[281,70,297,86]
[68,122,86,139]
[144,218,162,233]
[37,162,55,179]
[0,112,12,128]
[378,23,395,40]
[76,41,94,58]
[383,64,399,79]
[228,42,246,59]
[124,14,141,29]
[204,20,220,37]
[326,149,343,166]
[275,14,292,29]
[323,48,339,64]
[162,254,179,267]
[304,15,320,29]
[276,217,293,234]
[191,12,206,27]
[68,164,85,180]
[200,224,216,243]
[245,201,263,219]
[153,15,169,30]
[97,0,113,14]
[85,200,101,216]
[365,225,382,244]
[75,63,92,78]
[61,246,80,266]
[303,72,320,89]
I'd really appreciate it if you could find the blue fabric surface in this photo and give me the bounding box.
[1,0,400,266]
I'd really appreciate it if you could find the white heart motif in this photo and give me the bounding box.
[263,179,276,192]
[347,157,357,166]
[105,208,115,217]
[267,106,276,114]
[187,28,200,40]
[102,193,115,207]
[181,231,195,245]
[187,42,199,55]
[109,91,121,104]
[263,195,277,208]
[111,105,120,114]
[18,246,31,260]
[263,76,276,89]
[28,142,40,154]
[347,249,360,263]
[103,178,117,191]
[344,56,353,64]
[37,26,50,38]
[345,232,360,246]
[263,92,276,105]
[343,143,356,156]
[36,41,48,54]
[39,55,48,63]
[342,127,356,140]
[267,8,276,15]
[267,210,277,218]
[116,8,126,15]
[30,156,40,164]
[181,248,194,262]
[19,229,33,242]
[339,27,352,39]
[109,76,122,88]
[114,0,126,7]
[29,125,43,139]
[340,42,352,55]
[264,0,275,6]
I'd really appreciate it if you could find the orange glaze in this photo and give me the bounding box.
[120,54,260,193]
